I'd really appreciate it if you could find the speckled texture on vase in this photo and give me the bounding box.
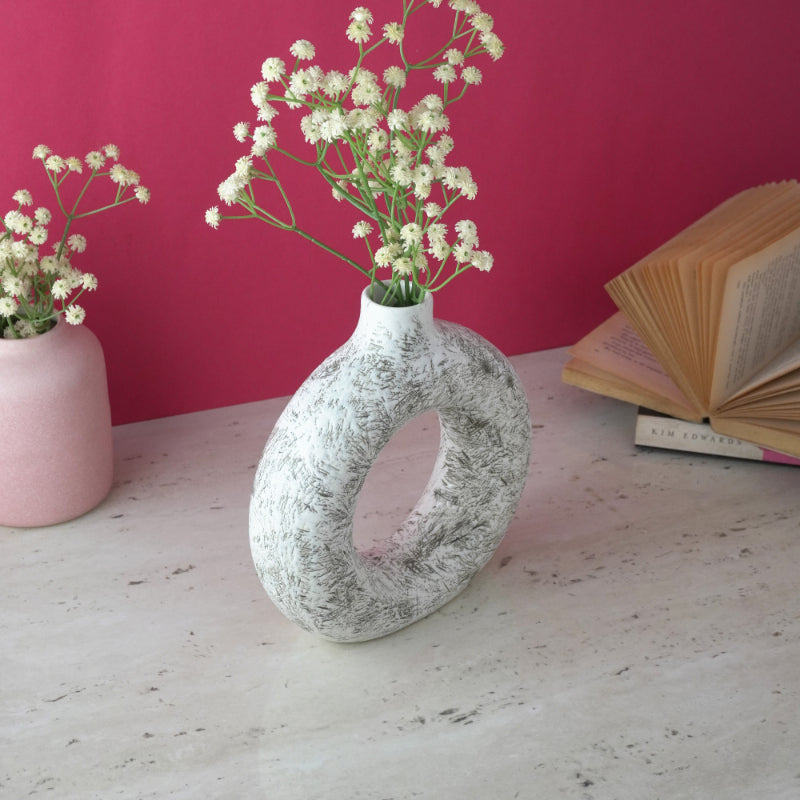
[0,319,113,527]
[249,287,532,642]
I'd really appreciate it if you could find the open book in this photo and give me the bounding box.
[562,181,800,458]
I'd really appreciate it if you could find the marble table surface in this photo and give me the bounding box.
[2,347,799,800]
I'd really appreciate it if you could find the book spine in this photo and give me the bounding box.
[634,411,800,466]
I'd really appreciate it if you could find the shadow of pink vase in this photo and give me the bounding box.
[0,318,113,528]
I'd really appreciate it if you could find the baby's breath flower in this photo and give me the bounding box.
[352,79,381,106]
[470,12,494,32]
[10,213,32,235]
[85,150,106,170]
[392,138,411,159]
[350,6,373,23]
[205,206,222,229]
[29,227,48,245]
[234,156,253,177]
[4,210,21,231]
[32,144,51,160]
[462,65,482,85]
[424,202,444,219]
[39,255,60,274]
[429,239,451,260]
[418,109,449,134]
[367,128,388,152]
[252,125,277,157]
[66,157,83,173]
[437,134,455,155]
[383,65,407,89]
[445,48,464,66]
[109,163,135,185]
[386,109,408,131]
[460,178,478,200]
[13,319,37,338]
[68,234,87,253]
[233,122,250,142]
[393,256,413,276]
[217,174,246,205]
[433,64,457,84]
[12,241,30,260]
[322,70,349,98]
[104,143,120,160]
[455,219,478,245]
[257,103,279,123]
[352,220,373,239]
[82,273,98,290]
[346,19,372,44]
[51,279,70,300]
[453,241,473,263]
[429,0,445,7]
[414,164,435,185]
[0,296,19,317]
[471,250,493,271]
[251,81,270,108]
[390,162,413,186]
[400,222,423,248]
[261,57,286,81]
[134,186,151,204]
[2,273,25,296]
[383,22,404,43]
[64,304,86,325]
[45,155,66,173]
[12,189,33,206]
[348,107,380,132]
[289,68,319,99]
[290,39,316,60]
[374,244,400,267]
[427,222,448,242]
[480,31,505,60]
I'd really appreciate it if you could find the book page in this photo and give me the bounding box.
[709,416,800,458]
[606,184,799,411]
[710,226,800,409]
[567,312,698,415]
[721,335,800,406]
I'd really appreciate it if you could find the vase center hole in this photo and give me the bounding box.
[353,410,441,553]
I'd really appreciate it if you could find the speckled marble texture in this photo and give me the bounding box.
[250,289,531,642]
[2,347,799,799]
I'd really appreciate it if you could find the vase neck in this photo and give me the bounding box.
[354,286,435,344]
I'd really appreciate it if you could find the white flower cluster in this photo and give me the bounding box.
[0,144,149,337]
[207,0,504,301]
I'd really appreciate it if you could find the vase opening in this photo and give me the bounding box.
[352,410,441,554]
[367,280,426,308]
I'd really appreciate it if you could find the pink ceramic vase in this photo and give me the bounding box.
[0,319,113,527]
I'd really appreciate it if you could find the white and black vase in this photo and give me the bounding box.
[249,284,531,642]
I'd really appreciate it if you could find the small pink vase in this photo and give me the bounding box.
[0,318,113,527]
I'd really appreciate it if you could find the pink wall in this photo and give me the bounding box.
[3,0,799,424]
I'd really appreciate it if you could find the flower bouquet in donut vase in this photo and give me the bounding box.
[206,1,530,641]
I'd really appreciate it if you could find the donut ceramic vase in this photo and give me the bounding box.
[249,285,531,642]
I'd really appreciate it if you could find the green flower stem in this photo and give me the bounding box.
[292,226,372,278]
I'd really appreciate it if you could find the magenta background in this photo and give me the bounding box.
[3,0,799,425]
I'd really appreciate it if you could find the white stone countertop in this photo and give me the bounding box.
[2,347,799,800]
